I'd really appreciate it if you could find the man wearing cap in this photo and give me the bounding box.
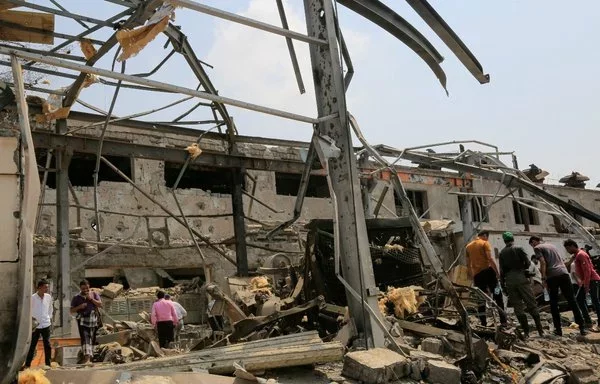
[499,232,544,337]
[529,236,586,336]
[466,230,507,327]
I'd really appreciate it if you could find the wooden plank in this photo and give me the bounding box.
[91,331,323,371]
[207,342,344,374]
[397,320,465,343]
[0,10,54,44]
[0,1,17,11]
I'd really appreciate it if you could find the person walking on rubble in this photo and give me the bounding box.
[499,232,544,337]
[151,291,178,348]
[70,279,103,364]
[466,230,507,327]
[565,239,600,328]
[24,279,53,368]
[529,236,587,336]
[165,294,187,341]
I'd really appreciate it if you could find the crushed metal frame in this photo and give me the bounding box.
[0,0,496,380]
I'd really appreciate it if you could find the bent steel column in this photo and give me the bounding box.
[55,119,72,335]
[231,168,249,276]
[304,0,384,347]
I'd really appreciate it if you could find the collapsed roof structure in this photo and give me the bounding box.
[1,1,599,382]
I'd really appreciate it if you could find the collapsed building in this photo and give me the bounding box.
[2,0,600,383]
[10,105,598,331]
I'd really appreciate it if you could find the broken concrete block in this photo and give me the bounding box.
[410,358,427,381]
[342,348,409,383]
[130,346,148,360]
[426,360,461,384]
[95,330,132,346]
[148,341,165,358]
[101,283,123,299]
[494,349,528,364]
[569,364,598,384]
[54,346,81,367]
[120,346,134,362]
[409,350,444,361]
[334,319,357,347]
[389,322,403,338]
[421,337,443,355]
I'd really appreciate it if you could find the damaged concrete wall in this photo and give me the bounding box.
[25,111,600,293]
[0,124,21,363]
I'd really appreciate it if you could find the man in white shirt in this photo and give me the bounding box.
[165,294,187,341]
[25,280,53,367]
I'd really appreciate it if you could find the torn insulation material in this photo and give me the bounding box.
[35,74,99,123]
[379,286,425,319]
[185,143,202,159]
[116,4,175,62]
[80,39,97,60]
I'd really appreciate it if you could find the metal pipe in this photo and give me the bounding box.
[275,0,306,94]
[266,140,316,238]
[372,185,388,218]
[99,156,237,266]
[92,58,125,242]
[0,46,322,124]
[66,96,195,135]
[242,189,284,213]
[35,150,53,233]
[168,0,327,46]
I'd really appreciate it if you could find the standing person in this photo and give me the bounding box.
[499,232,544,337]
[565,251,592,327]
[466,230,507,327]
[151,291,178,348]
[24,280,53,368]
[529,255,544,299]
[70,280,102,364]
[565,239,600,327]
[165,294,187,341]
[529,236,586,336]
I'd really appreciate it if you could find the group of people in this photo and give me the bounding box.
[151,291,187,348]
[467,231,600,337]
[25,279,187,368]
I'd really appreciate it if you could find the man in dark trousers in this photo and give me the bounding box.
[24,279,53,368]
[70,279,102,364]
[499,232,544,337]
[529,236,586,336]
[565,239,600,327]
[151,291,178,348]
[466,230,507,327]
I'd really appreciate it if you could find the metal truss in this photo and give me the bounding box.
[0,1,493,374]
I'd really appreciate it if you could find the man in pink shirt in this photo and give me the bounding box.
[565,239,600,327]
[151,291,178,348]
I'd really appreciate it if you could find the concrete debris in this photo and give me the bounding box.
[420,337,443,355]
[101,283,123,299]
[426,360,461,384]
[342,348,409,384]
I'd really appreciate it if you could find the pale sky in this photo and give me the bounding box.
[10,1,600,187]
